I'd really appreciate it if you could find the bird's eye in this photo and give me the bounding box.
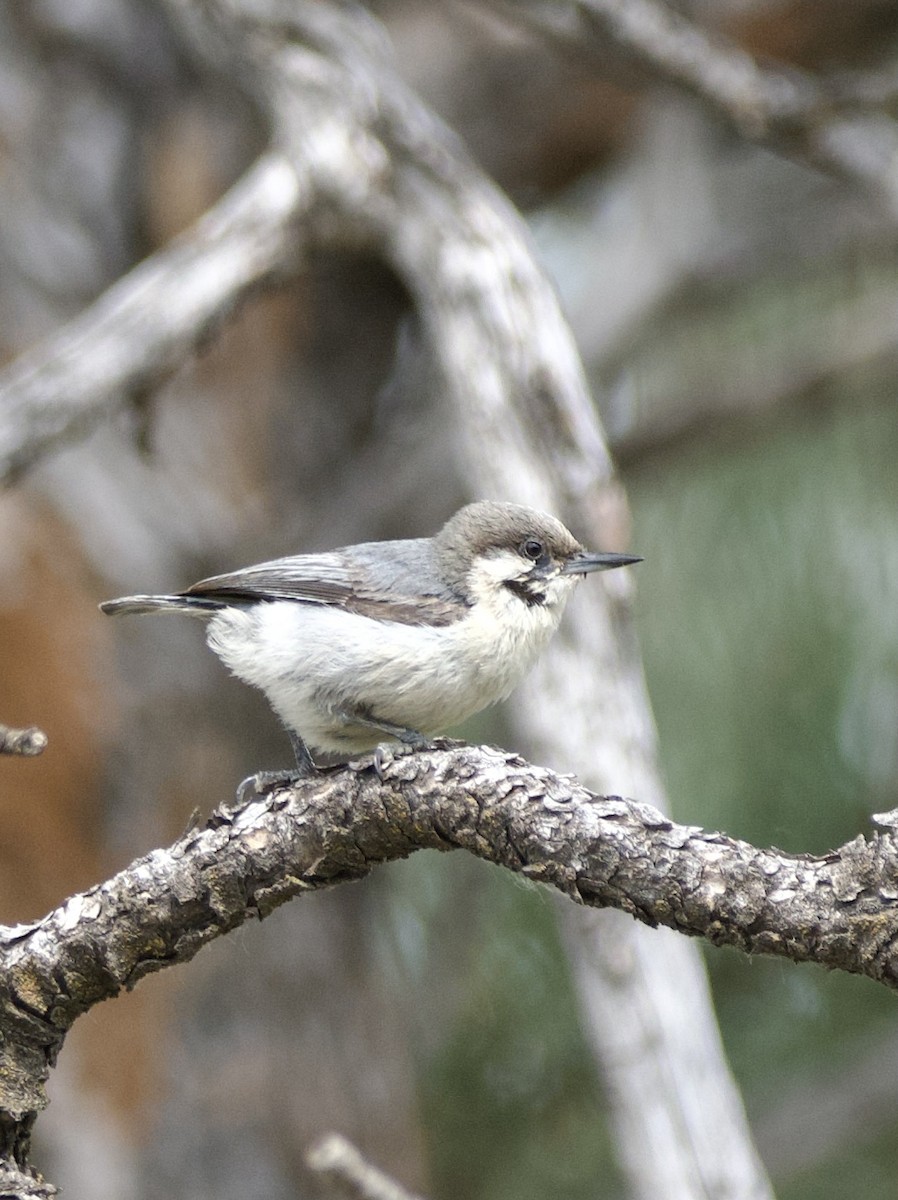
[521,538,544,561]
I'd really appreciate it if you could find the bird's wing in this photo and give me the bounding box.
[185,553,464,627]
[188,553,361,604]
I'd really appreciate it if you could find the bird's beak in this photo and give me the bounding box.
[562,550,642,576]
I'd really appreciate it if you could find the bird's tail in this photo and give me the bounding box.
[99,594,225,618]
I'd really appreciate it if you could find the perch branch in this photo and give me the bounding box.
[1,743,896,1162]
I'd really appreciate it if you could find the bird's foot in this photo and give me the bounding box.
[236,765,317,804]
[425,735,466,752]
[372,743,401,780]
[235,728,324,802]
[370,734,467,780]
[396,729,430,750]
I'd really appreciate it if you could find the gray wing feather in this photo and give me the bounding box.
[186,542,467,627]
[187,553,358,605]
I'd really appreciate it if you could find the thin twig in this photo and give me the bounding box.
[307,1134,427,1200]
[0,724,48,757]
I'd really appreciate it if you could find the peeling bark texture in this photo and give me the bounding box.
[1,742,897,1184]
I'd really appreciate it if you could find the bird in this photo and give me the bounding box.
[100,501,640,789]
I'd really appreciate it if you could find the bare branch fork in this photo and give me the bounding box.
[2,744,897,1182]
[9,0,898,491]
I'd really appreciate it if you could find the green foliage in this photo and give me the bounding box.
[629,390,898,851]
[628,388,898,1197]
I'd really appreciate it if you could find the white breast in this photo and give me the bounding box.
[205,564,578,753]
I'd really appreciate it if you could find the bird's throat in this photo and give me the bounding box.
[503,577,547,607]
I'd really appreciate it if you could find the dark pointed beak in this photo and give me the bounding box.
[562,550,642,576]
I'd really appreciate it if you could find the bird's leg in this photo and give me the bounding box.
[335,705,430,749]
[288,730,317,775]
[236,729,319,803]
[333,705,433,783]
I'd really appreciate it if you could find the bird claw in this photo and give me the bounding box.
[236,769,306,804]
[397,730,430,750]
[371,734,440,781]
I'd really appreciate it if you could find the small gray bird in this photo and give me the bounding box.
[101,501,639,785]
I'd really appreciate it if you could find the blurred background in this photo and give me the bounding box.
[2,0,898,1197]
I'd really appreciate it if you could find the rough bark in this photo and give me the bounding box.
[1,742,896,1196]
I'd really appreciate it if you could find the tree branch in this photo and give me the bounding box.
[0,154,304,484]
[0,725,47,757]
[307,1134,428,1200]
[1,743,896,1169]
[0,4,770,1194]
[491,0,898,216]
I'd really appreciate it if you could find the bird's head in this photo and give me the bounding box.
[435,501,640,612]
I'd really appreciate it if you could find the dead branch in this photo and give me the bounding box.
[307,1134,428,1200]
[0,4,770,1196]
[0,726,47,757]
[0,743,895,1194]
[0,154,304,483]
[491,0,898,217]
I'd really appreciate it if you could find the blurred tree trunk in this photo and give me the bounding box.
[9,1,898,1197]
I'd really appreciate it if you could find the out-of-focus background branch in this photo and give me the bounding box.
[0,723,47,756]
[1,2,898,1199]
